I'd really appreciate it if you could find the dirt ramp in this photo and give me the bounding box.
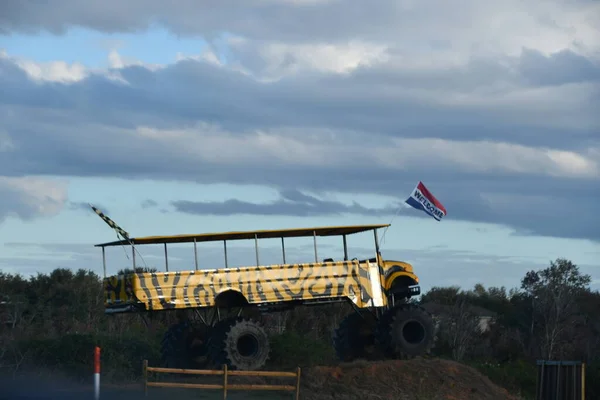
[301,358,518,400]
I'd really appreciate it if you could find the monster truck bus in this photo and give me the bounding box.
[94,215,434,371]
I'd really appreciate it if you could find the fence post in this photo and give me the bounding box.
[582,363,586,400]
[295,367,301,400]
[138,361,301,398]
[536,360,587,400]
[93,346,100,400]
[143,360,148,397]
[223,364,228,400]
[556,361,561,398]
[538,360,545,400]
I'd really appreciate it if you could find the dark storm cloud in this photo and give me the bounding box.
[0,30,598,241]
[0,0,491,41]
[1,0,596,54]
[170,181,600,242]
[430,177,600,242]
[0,52,598,160]
[519,48,600,86]
[171,189,400,217]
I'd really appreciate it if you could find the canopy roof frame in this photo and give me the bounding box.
[94,224,390,247]
[97,224,390,278]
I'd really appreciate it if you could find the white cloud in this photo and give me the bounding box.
[0,176,68,222]
[385,139,599,179]
[131,123,599,179]
[256,0,337,4]
[0,1,598,241]
[0,48,165,84]
[0,130,15,152]
[1,0,598,97]
[107,49,165,71]
[3,0,598,63]
[226,36,390,77]
[14,59,87,83]
[546,149,599,177]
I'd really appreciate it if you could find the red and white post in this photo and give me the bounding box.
[94,346,101,400]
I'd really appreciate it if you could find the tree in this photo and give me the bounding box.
[117,266,158,275]
[571,290,600,362]
[420,286,461,305]
[520,258,591,360]
[436,296,482,361]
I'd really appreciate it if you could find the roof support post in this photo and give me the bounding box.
[131,243,136,270]
[373,228,380,255]
[223,240,228,268]
[102,247,106,278]
[194,238,199,270]
[313,230,318,263]
[281,237,286,264]
[164,243,169,272]
[342,234,348,261]
[254,234,260,266]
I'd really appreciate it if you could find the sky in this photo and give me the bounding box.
[0,0,599,294]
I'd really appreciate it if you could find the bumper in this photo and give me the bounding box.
[389,284,421,298]
[104,303,144,314]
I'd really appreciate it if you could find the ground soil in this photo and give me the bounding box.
[0,358,519,400]
[300,357,520,400]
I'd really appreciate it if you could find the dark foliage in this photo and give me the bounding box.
[0,258,598,399]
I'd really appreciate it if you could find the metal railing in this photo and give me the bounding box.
[536,360,586,400]
[142,360,301,399]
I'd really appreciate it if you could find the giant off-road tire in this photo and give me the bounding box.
[207,317,270,370]
[205,318,236,367]
[160,321,209,369]
[376,304,434,359]
[333,312,378,362]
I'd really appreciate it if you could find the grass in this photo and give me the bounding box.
[104,386,294,400]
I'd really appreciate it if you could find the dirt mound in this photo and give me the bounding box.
[301,358,518,400]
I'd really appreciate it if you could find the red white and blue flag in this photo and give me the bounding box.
[405,181,447,221]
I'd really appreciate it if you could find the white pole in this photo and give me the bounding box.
[94,346,100,399]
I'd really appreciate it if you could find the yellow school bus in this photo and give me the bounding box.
[94,215,433,371]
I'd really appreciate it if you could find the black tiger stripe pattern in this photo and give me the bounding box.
[103,259,383,311]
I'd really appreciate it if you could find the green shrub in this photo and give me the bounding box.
[472,359,537,399]
[267,331,336,370]
[17,333,161,383]
[585,360,600,400]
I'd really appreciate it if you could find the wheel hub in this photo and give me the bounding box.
[402,320,426,344]
[237,333,260,357]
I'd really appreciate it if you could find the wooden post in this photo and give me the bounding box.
[223,364,228,399]
[295,367,301,400]
[137,362,300,398]
[143,359,148,397]
[582,363,586,400]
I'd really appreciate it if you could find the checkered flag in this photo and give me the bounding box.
[90,204,130,240]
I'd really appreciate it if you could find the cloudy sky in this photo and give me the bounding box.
[1,0,599,293]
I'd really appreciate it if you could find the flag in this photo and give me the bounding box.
[90,204,130,240]
[405,181,447,221]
